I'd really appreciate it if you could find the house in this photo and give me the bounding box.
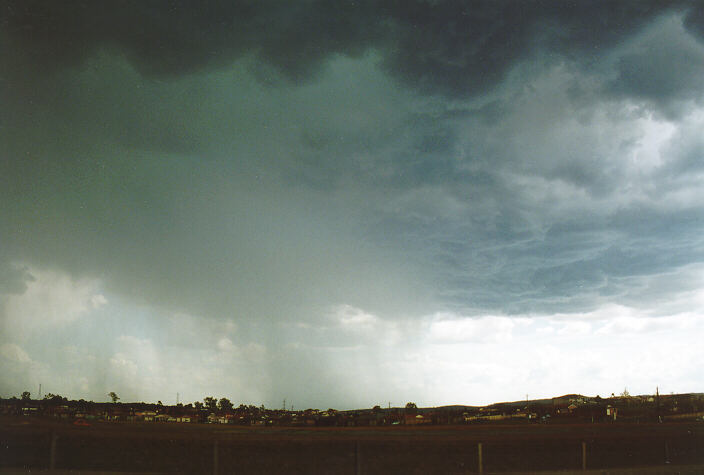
[606,405,618,420]
[215,413,236,424]
[22,406,39,416]
[135,411,156,422]
[404,414,431,425]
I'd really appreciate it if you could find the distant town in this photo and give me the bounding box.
[3,390,704,427]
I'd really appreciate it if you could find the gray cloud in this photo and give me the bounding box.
[2,1,697,97]
[603,12,704,117]
[0,263,33,295]
[3,0,704,405]
[0,52,434,330]
[4,2,704,318]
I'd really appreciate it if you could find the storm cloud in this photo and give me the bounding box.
[2,0,704,407]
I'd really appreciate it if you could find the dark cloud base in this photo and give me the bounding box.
[3,0,703,98]
[2,0,704,319]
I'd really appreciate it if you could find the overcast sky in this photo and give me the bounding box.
[2,0,704,409]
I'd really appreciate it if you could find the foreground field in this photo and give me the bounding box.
[2,416,703,474]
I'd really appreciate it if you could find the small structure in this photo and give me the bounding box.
[404,414,431,425]
[606,405,618,420]
[135,411,156,422]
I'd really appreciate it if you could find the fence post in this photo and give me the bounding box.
[478,442,483,474]
[213,438,219,475]
[582,441,586,470]
[664,439,670,464]
[355,441,361,475]
[49,430,57,470]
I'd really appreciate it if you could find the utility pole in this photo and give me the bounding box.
[177,392,179,405]
[283,398,286,411]
[38,384,42,400]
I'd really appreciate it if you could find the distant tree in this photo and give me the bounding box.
[372,405,382,414]
[405,402,418,415]
[43,393,66,405]
[218,397,233,413]
[621,388,630,398]
[21,391,31,401]
[204,396,218,412]
[194,401,204,411]
[108,392,120,403]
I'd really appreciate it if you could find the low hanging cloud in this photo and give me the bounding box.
[4,1,702,98]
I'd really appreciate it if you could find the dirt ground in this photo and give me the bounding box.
[2,416,703,474]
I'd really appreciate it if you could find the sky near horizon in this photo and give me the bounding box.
[2,0,704,410]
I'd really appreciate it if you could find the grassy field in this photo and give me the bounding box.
[2,416,703,474]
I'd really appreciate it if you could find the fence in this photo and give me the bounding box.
[3,428,704,474]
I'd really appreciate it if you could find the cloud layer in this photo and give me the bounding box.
[2,0,704,407]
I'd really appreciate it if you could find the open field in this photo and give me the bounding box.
[2,416,703,474]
